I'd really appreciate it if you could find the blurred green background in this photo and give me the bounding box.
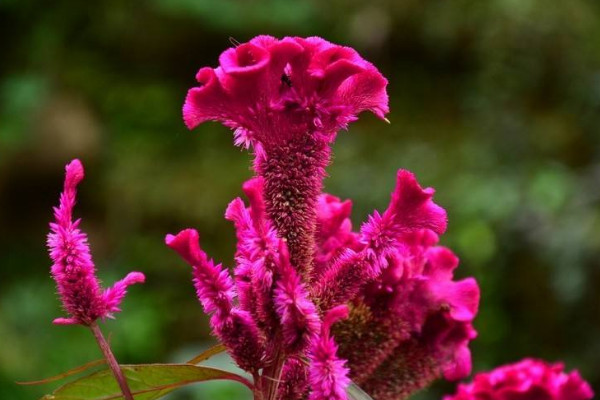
[1,0,599,399]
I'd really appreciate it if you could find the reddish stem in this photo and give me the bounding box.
[89,322,134,400]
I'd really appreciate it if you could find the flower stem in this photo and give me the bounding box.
[264,350,286,400]
[89,322,134,400]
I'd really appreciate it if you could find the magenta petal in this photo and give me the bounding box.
[183,67,230,130]
[443,278,480,322]
[320,59,364,95]
[424,246,459,281]
[183,35,389,148]
[443,346,472,381]
[219,42,270,76]
[64,159,84,189]
[337,69,389,120]
[165,228,204,266]
[385,169,448,234]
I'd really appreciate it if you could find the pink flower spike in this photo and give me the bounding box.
[225,189,283,339]
[165,229,235,317]
[444,358,594,400]
[48,159,144,326]
[102,272,146,316]
[308,305,351,400]
[166,228,265,371]
[274,242,320,354]
[359,170,447,273]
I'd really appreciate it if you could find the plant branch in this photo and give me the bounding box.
[90,322,134,400]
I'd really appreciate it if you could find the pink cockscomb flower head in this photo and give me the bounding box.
[183,35,389,147]
[444,358,594,400]
[183,36,389,277]
[48,159,145,326]
[308,305,351,400]
[177,37,482,400]
[320,171,479,400]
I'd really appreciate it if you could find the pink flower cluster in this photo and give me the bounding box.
[444,358,594,400]
[43,34,595,400]
[48,159,145,326]
[174,35,480,400]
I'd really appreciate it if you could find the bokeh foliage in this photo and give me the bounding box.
[1,0,599,399]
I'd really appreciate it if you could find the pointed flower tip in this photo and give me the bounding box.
[123,271,146,285]
[102,271,146,316]
[53,317,78,325]
[224,198,246,222]
[165,228,203,266]
[323,305,349,335]
[65,159,84,189]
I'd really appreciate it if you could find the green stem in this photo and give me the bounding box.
[89,322,134,400]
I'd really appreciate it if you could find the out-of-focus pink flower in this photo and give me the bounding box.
[444,358,594,400]
[165,228,264,371]
[308,305,351,400]
[48,159,144,326]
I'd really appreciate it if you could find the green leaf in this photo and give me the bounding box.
[186,343,226,365]
[41,363,253,400]
[17,359,107,386]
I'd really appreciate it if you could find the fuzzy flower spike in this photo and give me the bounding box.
[48,159,145,326]
[184,35,389,278]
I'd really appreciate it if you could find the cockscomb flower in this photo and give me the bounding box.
[177,36,479,400]
[444,358,594,400]
[328,172,479,400]
[183,35,388,147]
[48,159,145,326]
[184,35,389,277]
